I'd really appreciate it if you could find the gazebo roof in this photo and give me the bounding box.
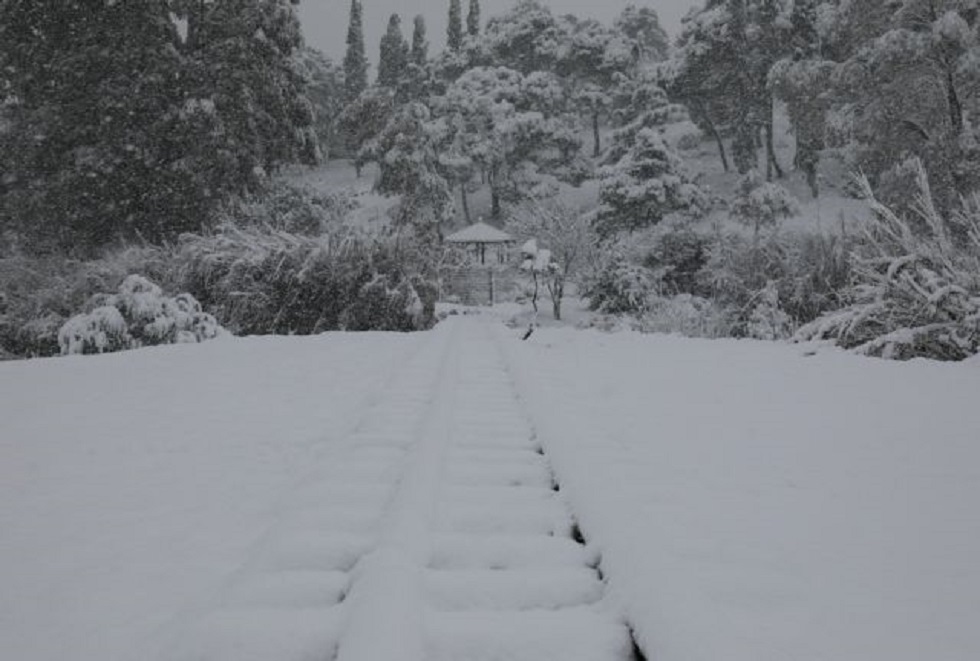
[445,222,514,244]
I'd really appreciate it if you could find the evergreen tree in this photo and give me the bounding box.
[614,4,670,63]
[343,0,368,102]
[181,0,317,186]
[378,14,409,88]
[411,15,429,66]
[0,1,229,252]
[467,0,481,37]
[447,0,464,52]
[299,48,346,159]
[597,128,707,236]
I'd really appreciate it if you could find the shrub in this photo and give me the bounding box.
[699,227,851,336]
[220,182,358,235]
[175,224,434,335]
[580,241,656,315]
[797,164,980,360]
[638,294,731,337]
[58,275,223,355]
[0,247,172,358]
[730,170,800,235]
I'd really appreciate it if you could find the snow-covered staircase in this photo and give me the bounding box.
[164,317,637,661]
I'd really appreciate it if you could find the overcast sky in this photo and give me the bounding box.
[297,0,702,65]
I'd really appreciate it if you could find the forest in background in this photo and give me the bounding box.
[1,0,979,361]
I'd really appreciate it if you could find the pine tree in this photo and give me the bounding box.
[614,4,669,63]
[343,0,368,102]
[447,0,463,52]
[378,14,409,87]
[467,0,481,37]
[411,15,429,66]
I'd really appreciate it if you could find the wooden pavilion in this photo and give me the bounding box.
[444,222,515,265]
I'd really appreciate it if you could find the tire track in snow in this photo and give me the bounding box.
[165,316,640,661]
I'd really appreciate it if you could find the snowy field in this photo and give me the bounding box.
[0,332,425,660]
[502,324,980,661]
[2,314,979,661]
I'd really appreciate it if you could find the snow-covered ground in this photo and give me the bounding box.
[0,332,424,660]
[2,314,979,661]
[501,324,980,661]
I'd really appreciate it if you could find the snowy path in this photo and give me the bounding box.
[166,317,637,661]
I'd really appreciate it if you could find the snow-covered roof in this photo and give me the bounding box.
[445,222,514,244]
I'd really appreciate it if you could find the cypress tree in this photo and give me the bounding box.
[467,0,480,37]
[343,0,368,102]
[411,15,429,66]
[447,0,463,51]
[378,14,408,87]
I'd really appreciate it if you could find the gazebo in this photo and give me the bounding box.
[444,222,515,265]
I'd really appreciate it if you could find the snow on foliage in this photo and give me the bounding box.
[597,127,707,235]
[797,162,980,360]
[730,170,800,234]
[58,275,223,355]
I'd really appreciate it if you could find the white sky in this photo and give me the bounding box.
[297,0,702,65]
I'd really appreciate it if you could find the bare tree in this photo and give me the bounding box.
[508,199,597,320]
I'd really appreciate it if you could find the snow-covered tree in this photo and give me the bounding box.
[769,57,834,197]
[339,86,397,176]
[508,199,597,320]
[467,0,481,37]
[437,66,581,218]
[597,128,707,236]
[343,0,369,102]
[0,1,276,251]
[448,0,464,52]
[298,48,345,159]
[730,170,800,236]
[668,0,793,178]
[480,0,564,74]
[558,18,636,157]
[614,4,670,64]
[411,15,429,66]
[827,0,980,209]
[378,14,409,88]
[366,103,455,240]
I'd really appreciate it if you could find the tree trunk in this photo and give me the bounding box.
[702,109,729,173]
[550,280,562,320]
[460,183,471,223]
[765,95,783,180]
[592,111,601,158]
[946,64,963,136]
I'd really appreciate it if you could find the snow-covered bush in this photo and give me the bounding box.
[0,247,173,359]
[674,123,705,151]
[797,165,980,360]
[176,224,435,335]
[221,183,358,235]
[730,170,800,235]
[580,242,656,315]
[640,218,710,295]
[638,294,731,337]
[699,227,851,337]
[745,281,794,340]
[57,275,223,355]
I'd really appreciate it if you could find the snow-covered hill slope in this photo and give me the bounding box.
[2,316,979,661]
